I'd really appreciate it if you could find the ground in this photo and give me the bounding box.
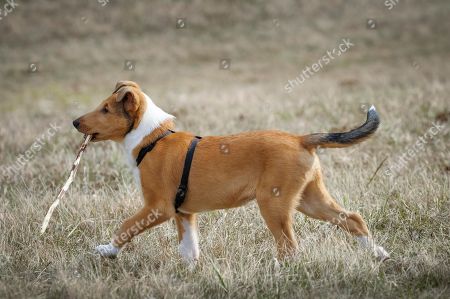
[0,0,449,298]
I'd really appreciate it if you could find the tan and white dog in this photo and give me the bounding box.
[73,81,389,263]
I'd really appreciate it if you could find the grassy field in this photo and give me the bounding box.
[0,0,449,298]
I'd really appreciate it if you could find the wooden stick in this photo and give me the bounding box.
[40,135,92,234]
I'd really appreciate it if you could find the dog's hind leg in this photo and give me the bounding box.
[297,175,389,260]
[95,205,170,258]
[256,186,300,259]
[175,213,200,266]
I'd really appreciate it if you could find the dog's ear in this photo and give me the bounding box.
[114,81,140,93]
[116,86,140,113]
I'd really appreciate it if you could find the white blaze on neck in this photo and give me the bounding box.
[122,93,174,187]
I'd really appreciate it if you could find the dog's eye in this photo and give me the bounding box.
[102,107,109,113]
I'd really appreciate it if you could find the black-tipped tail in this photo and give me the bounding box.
[302,106,380,149]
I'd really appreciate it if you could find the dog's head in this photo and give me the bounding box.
[73,81,147,142]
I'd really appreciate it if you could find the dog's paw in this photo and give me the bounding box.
[356,236,390,261]
[95,243,120,258]
[374,245,390,262]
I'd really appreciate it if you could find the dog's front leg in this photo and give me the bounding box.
[95,205,170,258]
[175,213,200,266]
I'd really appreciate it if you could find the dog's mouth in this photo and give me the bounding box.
[89,133,99,142]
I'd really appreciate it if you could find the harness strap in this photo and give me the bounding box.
[135,130,174,166]
[134,129,201,212]
[174,136,201,213]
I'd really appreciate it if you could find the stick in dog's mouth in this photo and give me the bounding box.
[40,134,92,234]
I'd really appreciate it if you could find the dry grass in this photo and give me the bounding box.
[1,0,449,298]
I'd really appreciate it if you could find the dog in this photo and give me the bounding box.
[73,80,389,263]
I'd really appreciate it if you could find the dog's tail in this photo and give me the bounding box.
[301,105,380,149]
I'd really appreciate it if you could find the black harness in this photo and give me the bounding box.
[135,130,201,213]
[135,130,175,166]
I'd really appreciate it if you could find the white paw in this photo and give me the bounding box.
[95,243,120,258]
[374,245,390,261]
[356,236,390,261]
[273,257,281,274]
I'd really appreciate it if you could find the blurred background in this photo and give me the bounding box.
[0,1,449,298]
[1,0,448,177]
[1,0,449,121]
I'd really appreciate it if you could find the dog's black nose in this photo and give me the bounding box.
[73,119,80,129]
